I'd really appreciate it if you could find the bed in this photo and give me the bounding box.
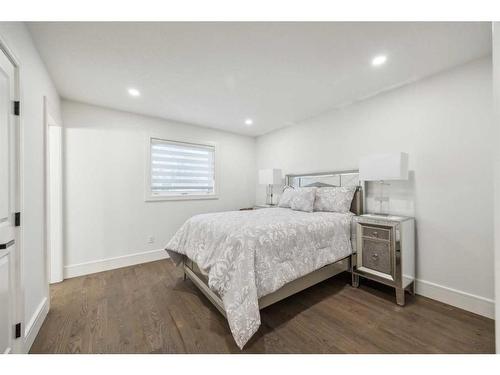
[165,170,364,348]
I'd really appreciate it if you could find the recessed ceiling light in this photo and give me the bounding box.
[128,88,141,97]
[371,55,387,67]
[244,118,253,126]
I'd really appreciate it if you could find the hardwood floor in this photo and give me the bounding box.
[30,259,495,354]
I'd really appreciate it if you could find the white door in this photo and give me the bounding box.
[0,46,20,354]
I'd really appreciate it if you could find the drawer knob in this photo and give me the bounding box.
[371,253,379,259]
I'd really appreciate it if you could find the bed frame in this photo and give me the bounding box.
[182,170,364,318]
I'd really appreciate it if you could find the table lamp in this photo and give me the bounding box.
[359,153,409,215]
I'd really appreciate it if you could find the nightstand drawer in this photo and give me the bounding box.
[362,226,390,241]
[361,238,391,274]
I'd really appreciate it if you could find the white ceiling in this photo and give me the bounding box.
[28,22,491,136]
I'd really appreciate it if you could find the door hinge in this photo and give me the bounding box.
[0,240,15,250]
[15,323,21,339]
[14,212,20,227]
[13,101,20,116]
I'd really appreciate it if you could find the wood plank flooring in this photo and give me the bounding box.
[30,259,495,353]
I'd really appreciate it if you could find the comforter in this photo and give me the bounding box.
[165,207,353,348]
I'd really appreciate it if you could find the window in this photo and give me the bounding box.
[148,138,216,200]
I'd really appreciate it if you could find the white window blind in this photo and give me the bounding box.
[150,138,215,197]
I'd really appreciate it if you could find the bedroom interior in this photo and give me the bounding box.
[1,9,500,364]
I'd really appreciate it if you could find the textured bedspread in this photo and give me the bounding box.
[165,207,354,348]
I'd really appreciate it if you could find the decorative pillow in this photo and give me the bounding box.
[313,186,357,213]
[278,186,296,208]
[290,187,317,212]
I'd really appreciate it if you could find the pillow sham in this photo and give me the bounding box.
[290,187,317,212]
[313,186,357,213]
[277,186,295,208]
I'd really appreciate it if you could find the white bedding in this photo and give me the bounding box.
[165,207,354,348]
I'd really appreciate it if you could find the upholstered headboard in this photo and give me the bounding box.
[285,170,364,215]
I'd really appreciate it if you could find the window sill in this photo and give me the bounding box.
[145,194,219,202]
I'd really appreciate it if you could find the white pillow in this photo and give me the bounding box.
[277,187,296,208]
[290,187,317,212]
[313,186,356,213]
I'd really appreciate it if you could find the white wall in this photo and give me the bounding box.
[0,22,62,351]
[492,22,500,352]
[62,100,256,276]
[256,58,495,318]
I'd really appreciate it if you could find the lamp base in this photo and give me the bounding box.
[265,184,275,205]
[375,180,390,215]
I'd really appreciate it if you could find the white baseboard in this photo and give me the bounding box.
[24,297,49,353]
[64,249,169,279]
[415,279,494,319]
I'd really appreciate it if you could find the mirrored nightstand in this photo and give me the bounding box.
[253,205,278,209]
[352,214,415,306]
[239,205,278,211]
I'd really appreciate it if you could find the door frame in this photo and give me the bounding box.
[0,35,24,354]
[44,97,64,284]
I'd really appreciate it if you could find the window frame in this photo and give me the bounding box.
[145,136,218,202]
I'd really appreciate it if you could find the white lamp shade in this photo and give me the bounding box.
[259,168,282,185]
[359,152,409,181]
